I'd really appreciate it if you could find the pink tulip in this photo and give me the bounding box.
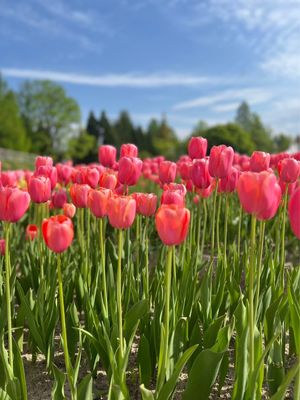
[42,215,74,253]
[29,176,52,203]
[161,190,185,207]
[107,195,136,229]
[0,187,30,222]
[208,145,234,178]
[118,157,143,186]
[132,193,157,216]
[63,203,76,219]
[159,161,177,184]
[0,239,5,255]
[188,136,207,160]
[191,159,212,189]
[278,158,300,183]
[219,167,240,193]
[120,143,138,158]
[86,167,100,189]
[288,187,300,239]
[250,151,270,172]
[35,156,53,170]
[70,184,90,208]
[98,145,117,168]
[52,189,68,209]
[88,188,111,218]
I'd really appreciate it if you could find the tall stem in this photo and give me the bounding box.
[249,215,257,376]
[57,254,76,399]
[237,205,243,259]
[280,186,288,290]
[117,229,124,359]
[157,245,173,389]
[216,193,222,256]
[201,199,207,258]
[4,222,13,369]
[223,194,229,264]
[99,218,108,318]
[211,179,219,259]
[254,220,265,321]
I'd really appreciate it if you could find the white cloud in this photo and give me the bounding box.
[1,68,223,88]
[173,88,273,110]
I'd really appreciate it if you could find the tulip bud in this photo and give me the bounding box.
[288,186,300,239]
[98,145,117,167]
[0,239,5,255]
[35,166,57,189]
[208,145,234,178]
[70,184,90,208]
[118,157,143,186]
[249,151,270,172]
[188,136,207,159]
[161,190,185,207]
[120,143,138,158]
[52,189,68,209]
[278,158,300,183]
[159,161,177,184]
[99,171,118,190]
[107,195,136,229]
[26,224,38,241]
[132,193,157,216]
[88,188,111,218]
[219,167,240,193]
[42,215,74,253]
[155,205,190,246]
[63,203,76,219]
[0,187,30,222]
[29,176,52,203]
[191,159,212,189]
[35,156,53,170]
[57,163,73,185]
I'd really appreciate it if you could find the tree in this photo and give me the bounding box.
[114,111,135,146]
[18,80,80,155]
[202,123,255,154]
[273,134,292,152]
[0,76,30,151]
[235,102,274,152]
[67,131,96,163]
[149,117,179,159]
[100,111,119,147]
[86,112,103,145]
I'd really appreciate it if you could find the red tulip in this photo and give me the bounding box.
[155,205,190,246]
[107,195,136,229]
[250,151,270,172]
[42,215,74,253]
[208,145,234,178]
[98,145,117,168]
[278,158,300,183]
[188,136,207,160]
[52,189,68,209]
[88,188,111,218]
[132,193,157,216]
[29,176,52,203]
[288,186,300,239]
[161,190,185,207]
[0,187,30,222]
[63,203,76,219]
[219,167,240,193]
[35,156,53,170]
[237,171,282,220]
[118,157,143,186]
[26,224,38,241]
[86,167,100,189]
[0,239,5,255]
[159,161,177,184]
[70,184,90,208]
[99,171,118,190]
[191,159,212,189]
[120,143,138,158]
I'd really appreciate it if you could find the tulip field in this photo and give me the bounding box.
[0,139,300,400]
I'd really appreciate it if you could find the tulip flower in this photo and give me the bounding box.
[118,157,143,187]
[57,163,73,185]
[278,158,300,183]
[107,195,136,229]
[249,151,270,172]
[29,176,52,203]
[132,193,157,217]
[161,190,185,207]
[63,203,76,219]
[26,224,38,241]
[98,145,117,167]
[289,186,300,239]
[99,171,118,190]
[88,188,111,218]
[191,159,212,189]
[208,145,234,178]
[70,184,90,208]
[86,167,100,189]
[178,161,192,181]
[155,204,190,246]
[219,167,239,193]
[1,171,18,187]
[35,165,58,189]
[0,239,5,256]
[0,187,30,222]
[159,161,177,184]
[188,136,207,160]
[52,189,68,209]
[120,143,138,158]
[237,172,281,221]
[35,156,53,169]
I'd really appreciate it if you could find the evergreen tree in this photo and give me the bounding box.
[100,111,119,146]
[114,111,135,146]
[86,111,103,144]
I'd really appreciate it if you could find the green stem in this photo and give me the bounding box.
[57,254,76,399]
[4,222,13,369]
[201,199,207,258]
[224,194,229,264]
[237,205,243,259]
[280,187,288,290]
[216,193,222,256]
[99,218,108,319]
[117,229,124,359]
[254,220,265,321]
[211,179,219,259]
[157,245,173,389]
[249,215,257,376]
[196,197,202,262]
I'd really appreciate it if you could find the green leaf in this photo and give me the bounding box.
[138,335,152,388]
[157,344,198,400]
[123,299,147,342]
[51,364,66,400]
[77,374,93,400]
[12,339,27,400]
[140,384,154,400]
[270,361,300,400]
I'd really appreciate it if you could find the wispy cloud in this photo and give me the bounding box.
[1,68,224,88]
[173,88,273,110]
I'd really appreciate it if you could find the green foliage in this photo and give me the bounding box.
[201,123,255,154]
[273,133,292,152]
[0,78,30,151]
[18,80,80,154]
[67,131,96,163]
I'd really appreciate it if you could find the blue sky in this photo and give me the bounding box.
[0,0,299,138]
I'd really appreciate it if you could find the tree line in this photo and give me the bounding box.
[0,76,294,163]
